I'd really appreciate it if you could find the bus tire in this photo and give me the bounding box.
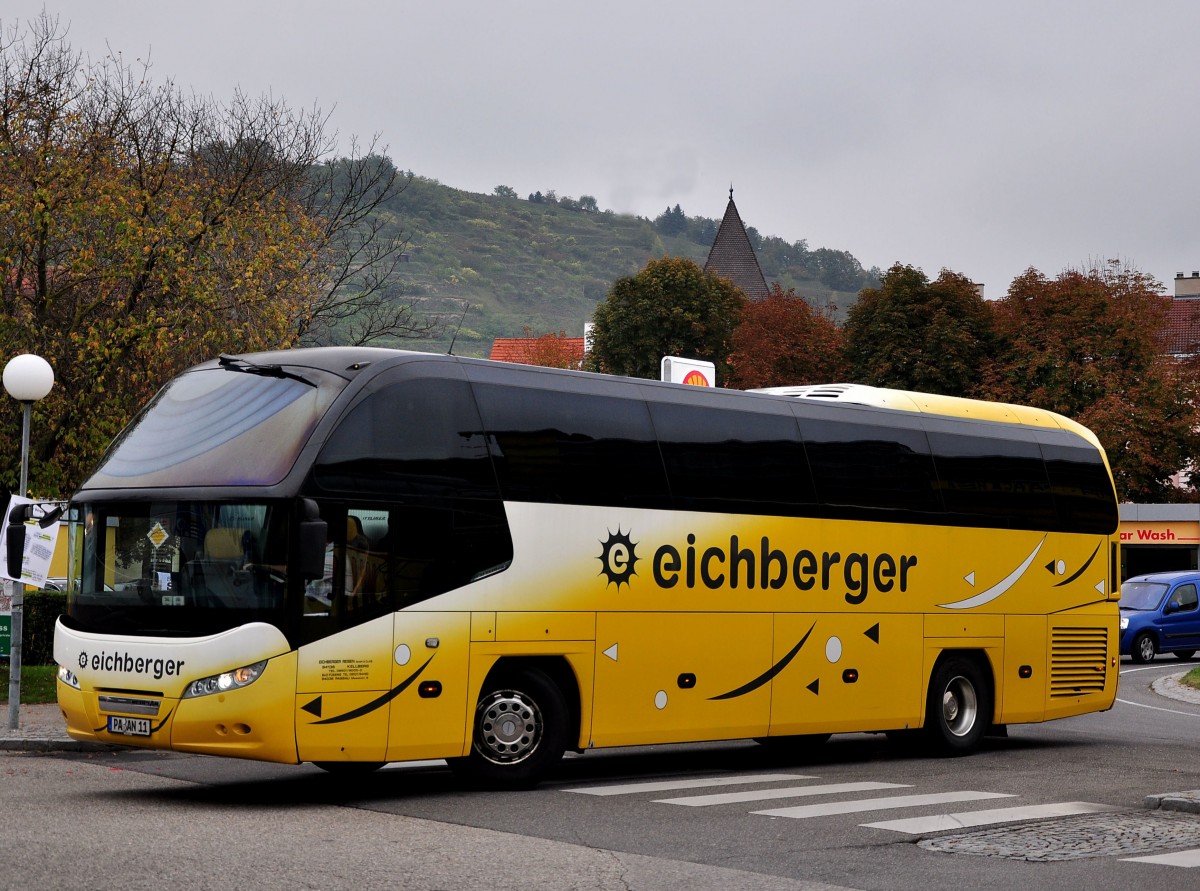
[924,655,991,755]
[453,666,568,789]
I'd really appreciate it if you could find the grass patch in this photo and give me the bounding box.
[1182,667,1200,690]
[0,662,59,704]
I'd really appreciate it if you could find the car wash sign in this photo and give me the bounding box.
[661,357,715,387]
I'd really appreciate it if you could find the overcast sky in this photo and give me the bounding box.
[11,1,1200,297]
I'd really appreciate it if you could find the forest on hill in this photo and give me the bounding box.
[363,161,881,357]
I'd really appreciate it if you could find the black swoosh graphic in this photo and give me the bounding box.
[1053,543,1100,588]
[310,655,435,725]
[709,623,815,701]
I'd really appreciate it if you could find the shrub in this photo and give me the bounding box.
[22,590,66,665]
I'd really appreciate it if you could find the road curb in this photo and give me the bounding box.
[0,737,115,753]
[1144,791,1200,814]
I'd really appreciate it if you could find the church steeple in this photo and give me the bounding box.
[703,188,768,300]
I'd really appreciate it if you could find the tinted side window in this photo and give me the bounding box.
[1035,431,1118,534]
[795,410,942,518]
[649,398,814,515]
[314,375,497,499]
[309,369,512,617]
[471,379,670,508]
[927,421,1056,530]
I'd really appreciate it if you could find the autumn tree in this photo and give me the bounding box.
[843,264,995,396]
[726,284,847,388]
[0,14,421,496]
[586,256,746,381]
[984,261,1200,502]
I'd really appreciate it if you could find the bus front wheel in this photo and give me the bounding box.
[453,667,567,789]
[925,656,991,755]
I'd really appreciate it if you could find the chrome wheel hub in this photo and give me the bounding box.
[942,676,978,737]
[475,690,542,765]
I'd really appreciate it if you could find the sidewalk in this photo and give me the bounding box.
[0,701,111,751]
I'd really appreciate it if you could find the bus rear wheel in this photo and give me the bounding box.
[924,656,991,755]
[452,667,567,789]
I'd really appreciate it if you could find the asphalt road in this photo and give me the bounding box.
[6,659,1200,891]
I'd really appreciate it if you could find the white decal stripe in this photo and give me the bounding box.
[938,537,1045,610]
[657,781,909,807]
[753,790,1014,819]
[379,760,446,771]
[863,801,1121,834]
[566,773,812,796]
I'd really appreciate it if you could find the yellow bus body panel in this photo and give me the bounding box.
[590,612,772,747]
[497,611,596,642]
[1042,608,1117,722]
[769,612,924,735]
[1001,615,1048,724]
[385,612,471,763]
[172,650,299,763]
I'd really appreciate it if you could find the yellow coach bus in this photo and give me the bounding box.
[44,348,1120,786]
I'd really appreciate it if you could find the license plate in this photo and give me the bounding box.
[107,716,151,736]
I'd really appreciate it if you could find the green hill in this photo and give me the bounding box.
[362,171,879,358]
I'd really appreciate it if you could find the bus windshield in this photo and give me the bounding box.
[65,500,292,636]
[85,363,345,490]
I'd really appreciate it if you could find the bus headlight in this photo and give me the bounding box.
[182,660,268,698]
[58,665,80,690]
[1119,617,1128,631]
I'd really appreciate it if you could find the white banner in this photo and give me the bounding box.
[0,495,59,587]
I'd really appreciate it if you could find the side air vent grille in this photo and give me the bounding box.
[1050,626,1108,697]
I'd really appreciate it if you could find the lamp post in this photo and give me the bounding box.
[4,354,54,730]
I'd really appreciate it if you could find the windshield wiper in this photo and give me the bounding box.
[218,354,316,388]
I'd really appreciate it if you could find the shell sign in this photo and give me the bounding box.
[660,357,715,387]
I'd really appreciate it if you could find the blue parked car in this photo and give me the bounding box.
[1119,571,1200,663]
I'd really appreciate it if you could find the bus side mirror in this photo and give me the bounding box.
[5,504,29,578]
[298,499,327,580]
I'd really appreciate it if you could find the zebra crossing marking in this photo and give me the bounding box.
[753,790,1015,819]
[561,771,1200,868]
[1121,848,1200,867]
[656,781,909,807]
[566,773,813,797]
[863,800,1122,834]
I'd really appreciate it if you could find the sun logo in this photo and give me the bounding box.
[597,528,638,589]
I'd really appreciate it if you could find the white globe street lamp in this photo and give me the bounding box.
[4,353,54,730]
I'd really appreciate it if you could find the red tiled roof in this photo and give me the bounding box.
[489,337,586,364]
[1160,298,1200,356]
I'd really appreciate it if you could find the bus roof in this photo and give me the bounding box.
[752,383,1104,451]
